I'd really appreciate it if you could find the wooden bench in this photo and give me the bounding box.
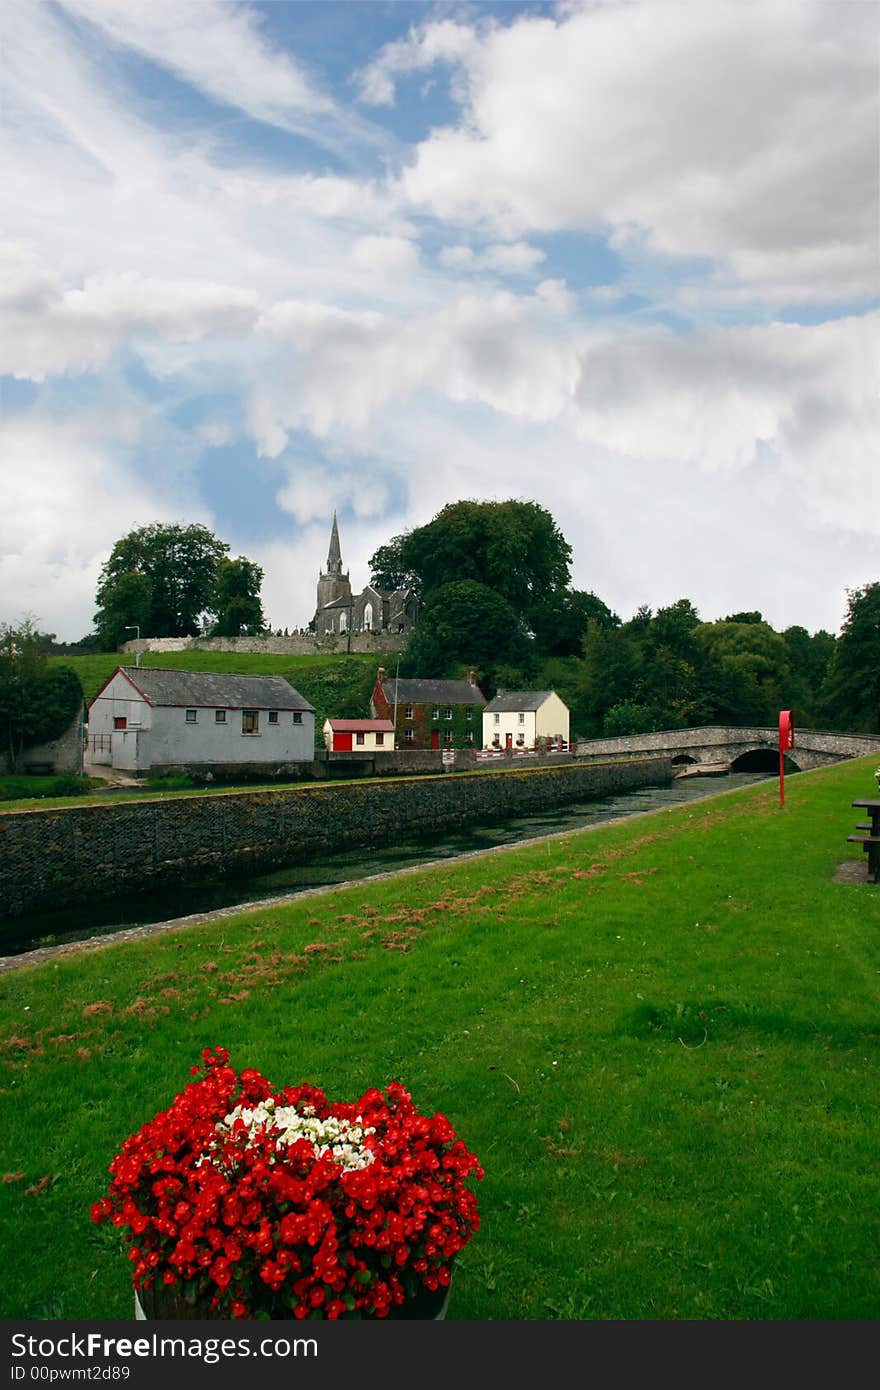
[847,833,879,882]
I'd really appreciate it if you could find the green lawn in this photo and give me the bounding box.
[1,755,878,1320]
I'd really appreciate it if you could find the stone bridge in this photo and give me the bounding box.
[574,725,880,774]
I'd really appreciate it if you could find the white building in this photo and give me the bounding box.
[323,718,395,751]
[88,667,315,773]
[482,690,570,751]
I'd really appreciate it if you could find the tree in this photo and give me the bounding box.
[211,557,265,637]
[694,617,792,725]
[93,522,263,648]
[397,499,572,627]
[817,583,880,732]
[0,618,83,771]
[398,581,531,691]
[530,588,619,658]
[368,535,419,592]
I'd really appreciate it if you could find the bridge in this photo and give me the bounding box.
[574,725,880,775]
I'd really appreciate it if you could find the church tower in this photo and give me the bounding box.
[314,511,352,629]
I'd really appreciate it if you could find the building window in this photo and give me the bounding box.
[356,732,365,745]
[268,711,279,725]
[185,709,197,723]
[293,711,303,724]
[466,709,472,721]
[444,729,453,744]
[405,705,413,719]
[215,709,226,723]
[444,707,452,720]
[404,728,414,742]
[465,731,474,743]
[518,712,525,724]
[432,707,440,719]
[375,732,385,746]
[493,713,500,725]
[113,716,127,730]
[516,733,525,745]
[492,734,500,747]
[242,709,259,735]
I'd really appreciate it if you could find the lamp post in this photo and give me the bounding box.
[125,625,141,667]
[392,656,400,750]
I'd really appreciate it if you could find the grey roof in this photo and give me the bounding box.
[483,690,557,713]
[108,667,315,712]
[380,678,485,706]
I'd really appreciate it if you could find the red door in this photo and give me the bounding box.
[505,732,513,749]
[431,729,440,749]
[334,732,353,751]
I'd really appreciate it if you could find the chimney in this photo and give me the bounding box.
[377,666,387,684]
[468,669,477,686]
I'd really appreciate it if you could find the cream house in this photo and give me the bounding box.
[482,690,570,750]
[323,718,394,751]
[88,667,315,773]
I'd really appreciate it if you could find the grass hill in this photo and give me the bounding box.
[1,754,878,1319]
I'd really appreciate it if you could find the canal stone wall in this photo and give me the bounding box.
[0,756,672,920]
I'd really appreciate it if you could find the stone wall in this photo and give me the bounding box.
[0,757,672,919]
[123,631,406,658]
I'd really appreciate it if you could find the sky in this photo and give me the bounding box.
[1,0,878,643]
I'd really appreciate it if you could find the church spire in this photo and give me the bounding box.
[326,510,343,575]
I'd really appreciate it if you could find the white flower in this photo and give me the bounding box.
[216,1102,376,1172]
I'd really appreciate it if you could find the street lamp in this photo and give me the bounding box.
[125,624,141,667]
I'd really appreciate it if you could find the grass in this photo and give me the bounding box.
[0,755,878,1320]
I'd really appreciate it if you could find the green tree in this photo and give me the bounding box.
[817,583,880,732]
[398,499,572,627]
[0,618,83,770]
[530,588,619,658]
[211,557,265,637]
[399,581,531,691]
[94,522,263,648]
[368,535,419,592]
[694,617,792,725]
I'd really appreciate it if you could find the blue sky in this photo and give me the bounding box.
[1,0,877,641]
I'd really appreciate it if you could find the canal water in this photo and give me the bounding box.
[3,771,772,958]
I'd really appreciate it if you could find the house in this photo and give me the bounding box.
[370,667,486,749]
[313,513,418,637]
[482,691,570,751]
[87,667,315,774]
[323,718,395,752]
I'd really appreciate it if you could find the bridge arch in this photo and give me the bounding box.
[730,748,801,773]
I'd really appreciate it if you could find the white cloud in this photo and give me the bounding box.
[355,18,479,106]
[439,241,546,275]
[397,0,878,303]
[351,236,421,278]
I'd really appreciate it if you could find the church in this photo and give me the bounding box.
[311,513,419,637]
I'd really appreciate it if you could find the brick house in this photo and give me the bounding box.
[370,667,486,749]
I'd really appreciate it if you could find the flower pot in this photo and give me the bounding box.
[134,1280,451,1321]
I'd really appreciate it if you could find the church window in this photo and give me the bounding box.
[339,611,348,632]
[363,602,373,630]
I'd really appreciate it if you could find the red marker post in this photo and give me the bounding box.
[779,709,795,807]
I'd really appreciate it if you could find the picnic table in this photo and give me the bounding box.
[849,798,880,883]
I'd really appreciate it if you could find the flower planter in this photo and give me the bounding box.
[134,1280,451,1321]
[94,1048,480,1323]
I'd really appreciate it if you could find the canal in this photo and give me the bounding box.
[3,770,772,959]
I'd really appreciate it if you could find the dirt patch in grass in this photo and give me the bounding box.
[833,860,874,885]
